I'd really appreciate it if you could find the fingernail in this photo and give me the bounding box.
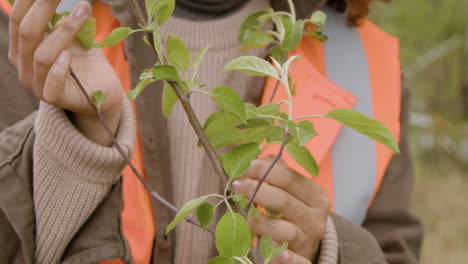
[232,180,241,192]
[279,250,291,261]
[74,3,90,19]
[57,51,69,65]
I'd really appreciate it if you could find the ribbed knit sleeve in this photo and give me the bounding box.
[32,100,135,264]
[318,216,339,264]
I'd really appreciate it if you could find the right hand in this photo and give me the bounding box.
[8,0,124,145]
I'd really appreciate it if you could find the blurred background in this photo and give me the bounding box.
[370,0,468,263]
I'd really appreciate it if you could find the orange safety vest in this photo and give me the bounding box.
[0,1,401,263]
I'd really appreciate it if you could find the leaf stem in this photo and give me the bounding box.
[189,89,211,96]
[244,132,290,213]
[287,0,296,23]
[69,68,211,232]
[293,114,325,121]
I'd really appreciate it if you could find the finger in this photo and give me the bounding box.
[276,249,312,264]
[234,179,313,229]
[244,159,330,209]
[34,2,92,93]
[8,0,35,66]
[249,215,309,254]
[17,0,62,94]
[42,50,71,105]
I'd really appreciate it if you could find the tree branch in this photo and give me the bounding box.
[244,133,289,214]
[69,68,213,233]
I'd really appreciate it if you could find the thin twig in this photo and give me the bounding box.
[69,67,213,233]
[244,133,289,214]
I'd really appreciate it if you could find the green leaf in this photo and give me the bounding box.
[204,112,244,149]
[215,212,252,257]
[139,69,153,80]
[94,27,136,48]
[231,193,247,202]
[295,121,317,146]
[241,30,275,51]
[206,256,236,264]
[152,23,164,62]
[91,90,107,111]
[76,17,96,50]
[166,195,210,234]
[6,0,15,4]
[271,46,286,64]
[50,12,68,30]
[285,141,319,176]
[166,35,190,72]
[271,13,285,42]
[193,46,209,76]
[224,56,279,79]
[238,10,269,42]
[240,118,270,128]
[266,126,284,143]
[126,78,154,100]
[243,103,258,119]
[150,0,175,25]
[210,86,246,123]
[243,126,269,143]
[260,236,288,263]
[196,203,215,231]
[153,65,181,82]
[310,11,327,31]
[162,82,179,118]
[222,143,260,179]
[308,31,329,42]
[257,103,281,121]
[282,18,305,51]
[325,109,400,153]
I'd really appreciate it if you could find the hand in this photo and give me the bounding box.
[8,0,124,145]
[233,159,330,264]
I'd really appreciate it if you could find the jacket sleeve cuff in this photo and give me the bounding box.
[34,99,135,185]
[316,216,339,264]
[330,213,387,263]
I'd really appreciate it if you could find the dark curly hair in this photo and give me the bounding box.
[327,0,391,26]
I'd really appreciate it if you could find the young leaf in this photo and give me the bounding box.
[166,195,210,234]
[271,46,286,64]
[94,27,136,48]
[204,112,244,149]
[193,46,209,76]
[295,120,317,146]
[224,56,279,79]
[238,10,269,42]
[257,103,282,121]
[76,17,96,50]
[231,193,247,202]
[208,128,245,149]
[310,11,327,31]
[196,203,215,231]
[166,35,190,72]
[210,86,246,123]
[151,0,175,25]
[266,126,284,143]
[240,118,270,129]
[285,141,319,176]
[153,65,181,82]
[126,78,154,100]
[325,109,400,153]
[241,30,275,51]
[260,236,288,264]
[162,82,179,118]
[222,143,260,180]
[243,103,258,119]
[206,256,236,264]
[215,212,251,257]
[152,23,164,63]
[271,13,285,42]
[91,90,107,111]
[282,18,305,51]
[50,12,69,30]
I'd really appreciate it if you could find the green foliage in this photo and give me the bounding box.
[166,195,211,234]
[325,109,400,153]
[196,203,215,231]
[166,35,190,72]
[91,90,107,111]
[222,143,260,180]
[206,256,236,264]
[94,27,137,48]
[152,65,181,82]
[146,0,175,25]
[210,86,247,123]
[282,18,305,51]
[285,141,319,176]
[127,78,154,100]
[76,18,96,50]
[162,82,179,118]
[287,120,317,146]
[260,236,288,264]
[215,212,251,257]
[224,56,279,79]
[238,10,270,43]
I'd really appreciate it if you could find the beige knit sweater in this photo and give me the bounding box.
[32,1,338,263]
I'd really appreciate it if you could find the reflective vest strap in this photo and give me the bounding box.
[358,20,401,205]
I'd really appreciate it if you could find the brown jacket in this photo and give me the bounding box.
[0,0,423,263]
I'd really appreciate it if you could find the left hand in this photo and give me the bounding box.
[233,158,330,264]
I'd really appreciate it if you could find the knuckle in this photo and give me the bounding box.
[57,19,76,33]
[18,24,36,42]
[33,50,53,70]
[285,225,300,242]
